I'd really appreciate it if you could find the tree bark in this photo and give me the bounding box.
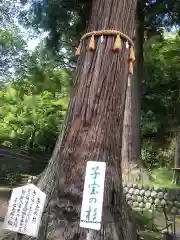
[121,84,133,181]
[132,0,145,170]
[172,131,180,185]
[121,1,150,183]
[2,0,138,239]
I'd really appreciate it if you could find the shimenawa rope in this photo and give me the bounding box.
[75,30,135,87]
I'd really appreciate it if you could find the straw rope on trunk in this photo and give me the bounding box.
[75,29,135,87]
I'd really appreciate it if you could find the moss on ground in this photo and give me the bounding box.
[137,167,180,189]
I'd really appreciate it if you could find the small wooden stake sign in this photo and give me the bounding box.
[3,184,46,238]
[80,161,106,231]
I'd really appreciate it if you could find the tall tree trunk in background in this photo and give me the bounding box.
[121,83,133,181]
[172,131,180,185]
[3,0,138,240]
[131,1,144,169]
[122,0,150,182]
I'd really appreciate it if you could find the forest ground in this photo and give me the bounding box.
[0,189,9,233]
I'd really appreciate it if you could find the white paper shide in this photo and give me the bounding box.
[3,184,46,237]
[80,161,106,231]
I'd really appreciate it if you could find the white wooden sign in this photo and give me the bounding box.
[3,184,46,238]
[80,161,106,230]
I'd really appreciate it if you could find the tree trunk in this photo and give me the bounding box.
[122,1,150,183]
[2,0,138,239]
[172,131,180,185]
[132,0,144,168]
[121,83,133,181]
[131,15,143,170]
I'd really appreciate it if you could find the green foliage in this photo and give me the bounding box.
[144,35,180,128]
[0,0,20,28]
[141,111,162,138]
[0,42,71,153]
[0,28,27,81]
[138,167,180,188]
[19,45,73,94]
[0,77,69,152]
[150,167,172,184]
[141,35,180,169]
[141,143,173,169]
[0,164,22,186]
[18,0,92,66]
[141,147,158,169]
[0,8,72,155]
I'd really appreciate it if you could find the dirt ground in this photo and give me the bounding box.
[0,190,10,234]
[0,190,10,218]
[0,189,180,239]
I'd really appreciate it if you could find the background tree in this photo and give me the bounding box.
[121,0,180,181]
[121,0,145,181]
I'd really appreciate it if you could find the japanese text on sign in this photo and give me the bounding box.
[3,184,46,237]
[80,161,106,230]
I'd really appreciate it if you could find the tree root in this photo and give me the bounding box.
[0,157,138,240]
[0,183,138,240]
